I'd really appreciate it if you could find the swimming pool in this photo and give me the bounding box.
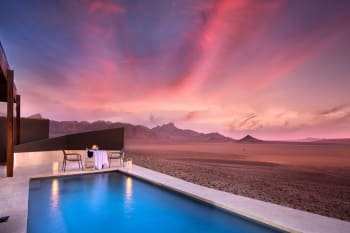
[27,172,284,233]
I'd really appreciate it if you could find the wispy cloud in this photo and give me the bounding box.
[183,110,209,122]
[238,114,257,129]
[320,104,349,115]
[149,113,159,126]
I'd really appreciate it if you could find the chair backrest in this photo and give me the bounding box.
[109,151,122,158]
[62,150,80,159]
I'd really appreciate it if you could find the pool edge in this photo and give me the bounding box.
[117,168,298,233]
[28,168,298,233]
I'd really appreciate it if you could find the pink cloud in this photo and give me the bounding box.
[88,1,125,15]
[172,0,283,92]
[224,104,350,140]
[155,0,350,110]
[209,4,350,96]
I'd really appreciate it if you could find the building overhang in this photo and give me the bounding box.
[0,42,17,102]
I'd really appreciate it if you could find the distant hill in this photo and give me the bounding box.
[49,120,234,144]
[314,138,350,144]
[295,137,321,142]
[238,135,262,143]
[291,137,350,144]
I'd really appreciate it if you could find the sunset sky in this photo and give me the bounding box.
[1,0,350,140]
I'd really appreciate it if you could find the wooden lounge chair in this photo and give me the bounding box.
[108,150,124,168]
[62,150,83,172]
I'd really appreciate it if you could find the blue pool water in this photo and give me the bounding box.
[28,172,283,233]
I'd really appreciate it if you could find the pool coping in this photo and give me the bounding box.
[116,169,293,233]
[118,166,350,233]
[27,165,350,233]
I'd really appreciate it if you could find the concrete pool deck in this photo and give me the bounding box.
[0,151,350,233]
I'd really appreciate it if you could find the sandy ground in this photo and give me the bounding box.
[125,142,350,221]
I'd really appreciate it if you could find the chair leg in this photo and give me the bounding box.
[109,158,111,168]
[121,152,124,167]
[63,160,66,172]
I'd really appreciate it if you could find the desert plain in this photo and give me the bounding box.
[126,141,350,221]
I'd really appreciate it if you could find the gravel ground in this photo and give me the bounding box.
[125,143,350,221]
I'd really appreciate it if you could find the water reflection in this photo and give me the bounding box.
[51,179,59,209]
[90,174,108,211]
[126,177,133,202]
[124,177,133,213]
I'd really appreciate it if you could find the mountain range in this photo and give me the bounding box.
[49,120,235,144]
[27,114,350,144]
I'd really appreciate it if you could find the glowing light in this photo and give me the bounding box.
[51,179,59,209]
[126,160,133,171]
